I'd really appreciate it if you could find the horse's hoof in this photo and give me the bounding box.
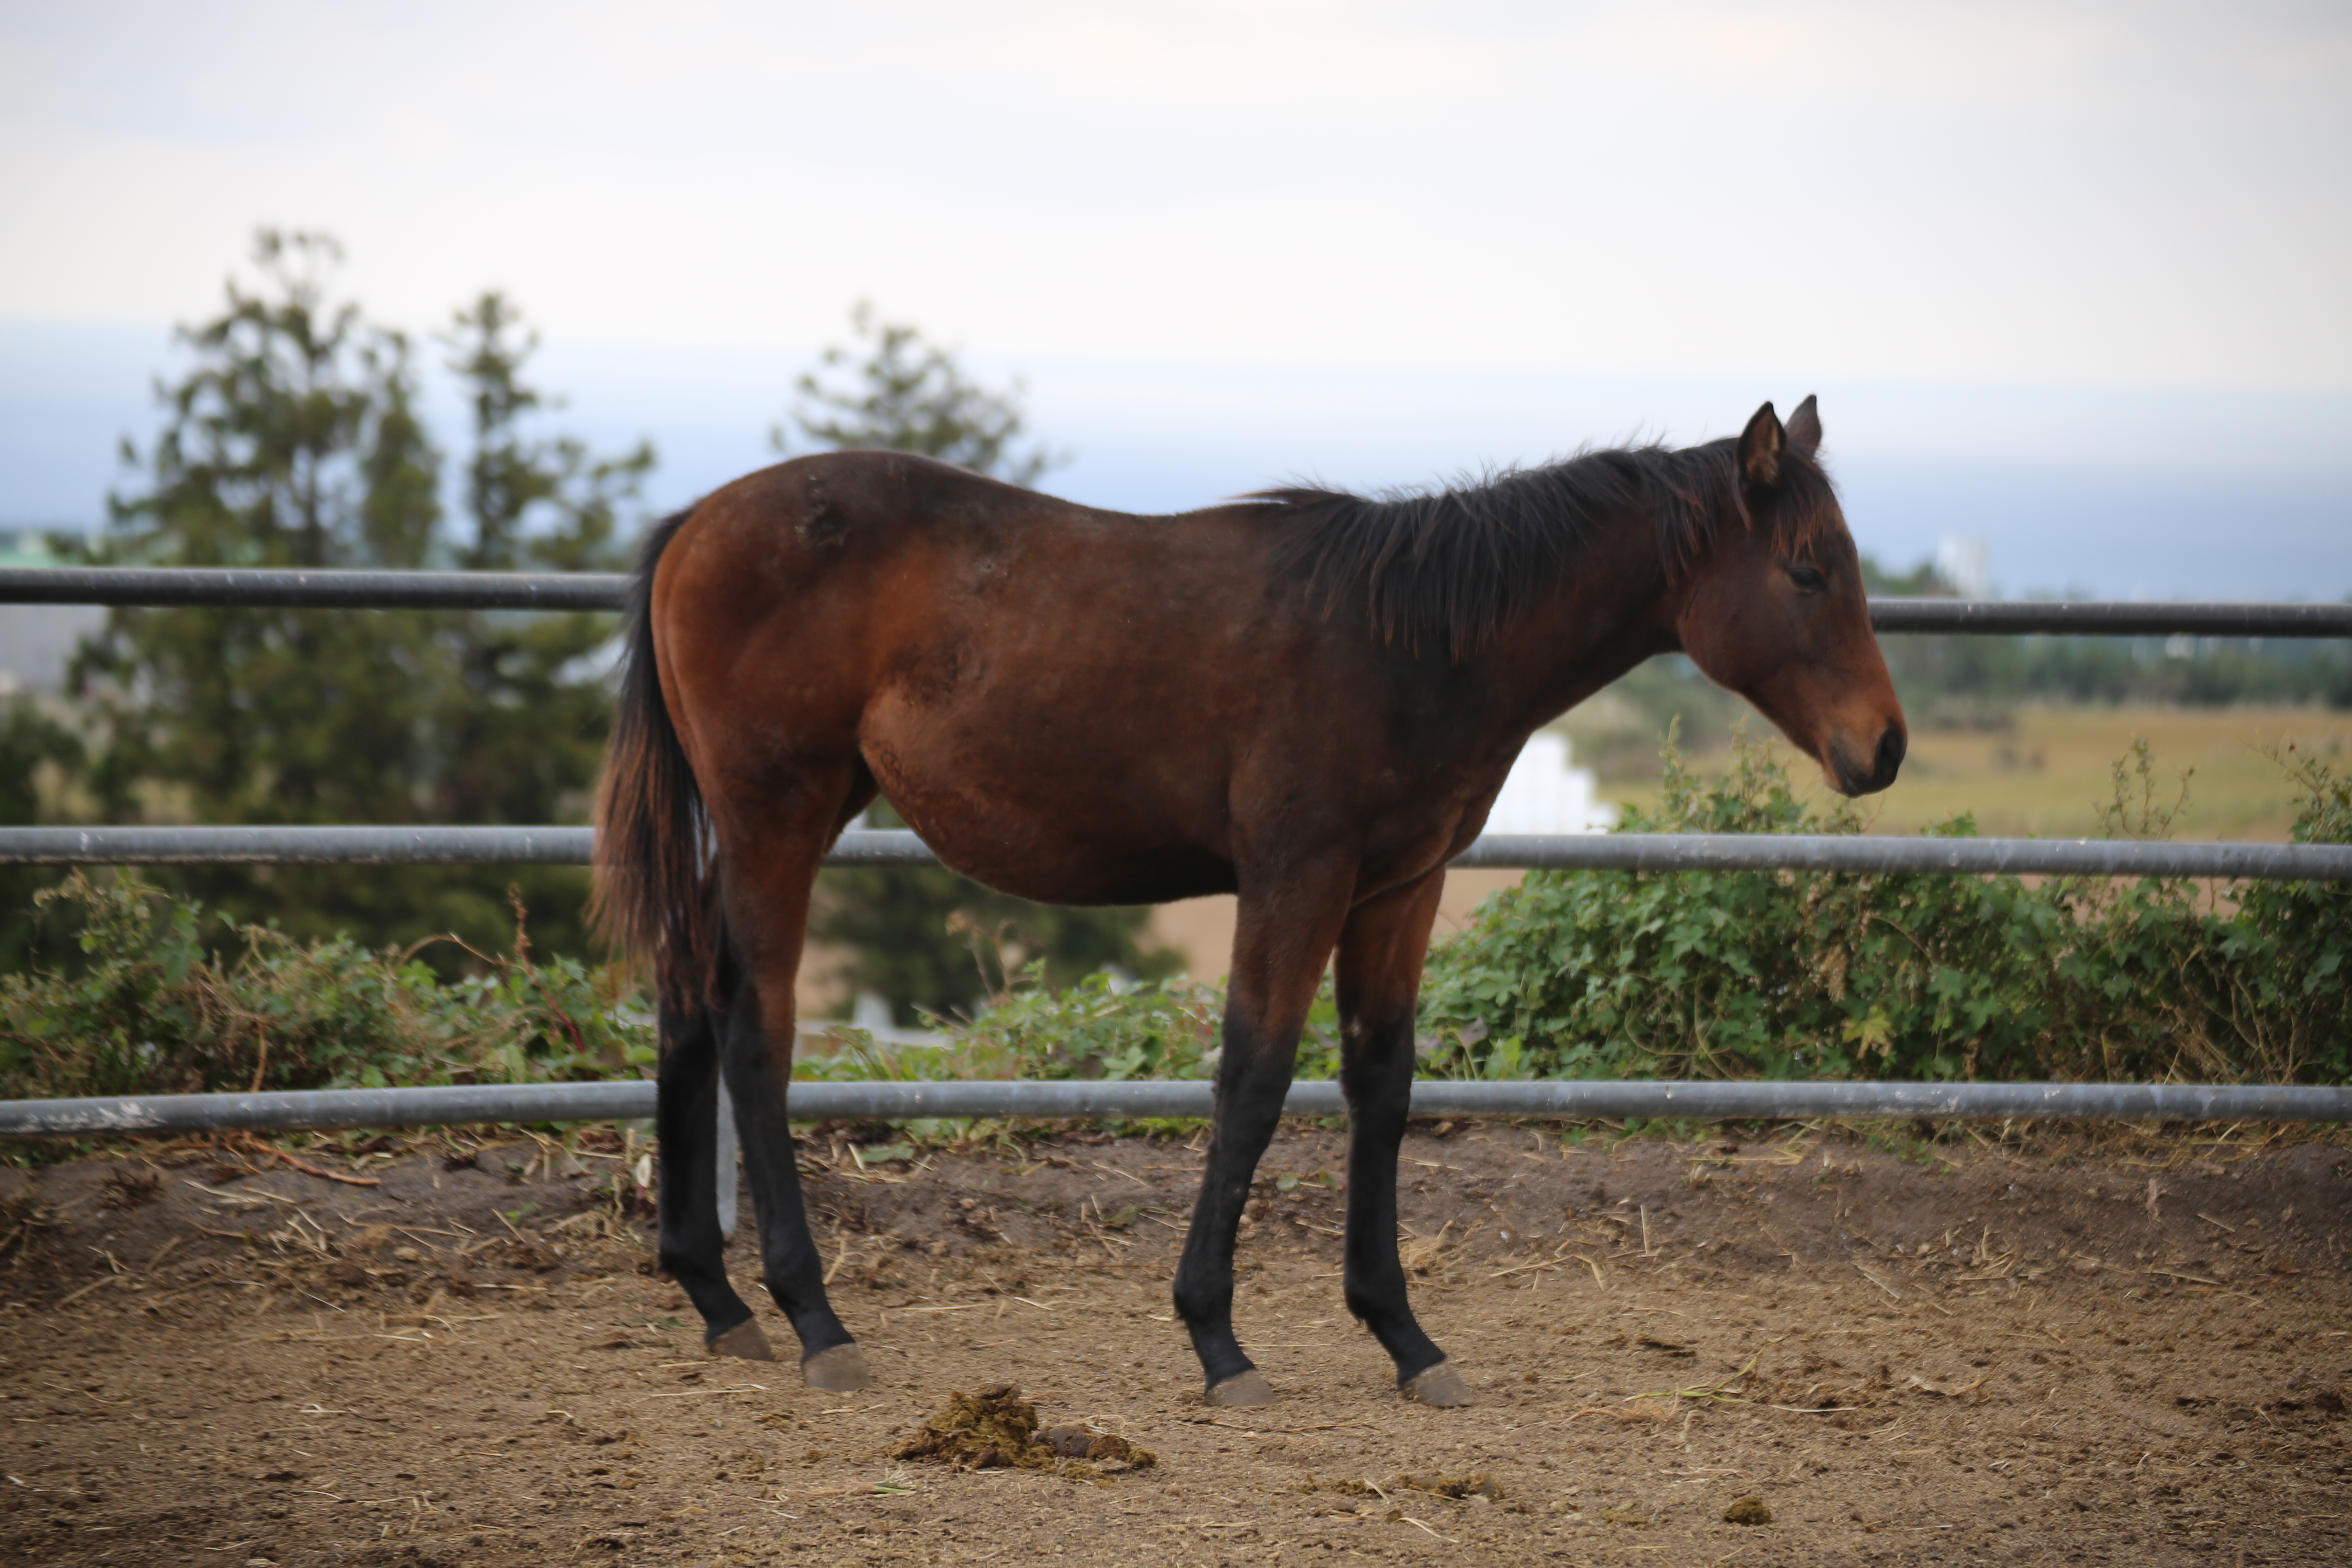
[708,1318,776,1362]
[1205,1369,1277,1408]
[802,1343,874,1392]
[1401,1361,1474,1407]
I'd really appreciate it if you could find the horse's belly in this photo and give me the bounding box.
[967,847,1237,907]
[912,815,1237,906]
[862,715,1236,906]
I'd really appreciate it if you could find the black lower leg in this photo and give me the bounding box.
[655,997,755,1344]
[723,1000,853,1361]
[1172,1025,1296,1391]
[1341,1029,1446,1384]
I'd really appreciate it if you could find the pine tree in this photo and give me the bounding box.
[63,232,645,965]
[776,301,1062,484]
[0,697,85,971]
[424,293,653,957]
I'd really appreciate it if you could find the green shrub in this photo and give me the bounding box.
[0,875,649,1100]
[1419,736,2351,1085]
[913,969,1228,1082]
[791,968,1341,1087]
[2194,744,2352,1081]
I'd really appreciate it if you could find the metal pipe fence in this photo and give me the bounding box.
[4,824,2350,880]
[4,1078,2346,1138]
[6,566,2351,636]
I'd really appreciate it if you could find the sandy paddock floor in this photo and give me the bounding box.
[3,1120,2348,1567]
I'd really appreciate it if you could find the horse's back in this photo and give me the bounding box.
[650,452,1348,900]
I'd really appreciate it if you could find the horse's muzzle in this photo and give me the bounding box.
[1829,723,1906,797]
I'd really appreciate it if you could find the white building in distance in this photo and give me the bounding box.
[1484,732,1617,836]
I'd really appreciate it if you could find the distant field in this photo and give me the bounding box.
[1583,703,2352,842]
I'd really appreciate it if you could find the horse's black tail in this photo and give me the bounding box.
[591,508,717,1016]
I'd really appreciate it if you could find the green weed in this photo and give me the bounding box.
[0,873,648,1101]
[1418,737,2351,1087]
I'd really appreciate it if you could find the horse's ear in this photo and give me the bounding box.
[1784,394,1822,460]
[1738,401,1784,490]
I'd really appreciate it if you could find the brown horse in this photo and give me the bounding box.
[594,396,1904,1408]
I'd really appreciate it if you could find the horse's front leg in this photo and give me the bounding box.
[1335,869,1470,1405]
[1173,861,1354,1407]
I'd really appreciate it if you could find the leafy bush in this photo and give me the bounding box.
[2196,744,2352,1078]
[0,875,649,1101]
[906,969,1227,1083]
[791,969,1342,1087]
[1419,736,2351,1085]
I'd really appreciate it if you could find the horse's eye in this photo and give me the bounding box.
[1787,563,1827,593]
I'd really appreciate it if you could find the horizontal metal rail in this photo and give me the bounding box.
[3,1078,2345,1137]
[0,566,627,611]
[0,825,603,865]
[5,568,2348,637]
[1450,833,2352,880]
[4,825,2348,881]
[1865,599,2352,637]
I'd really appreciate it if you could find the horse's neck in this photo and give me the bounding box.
[1468,512,1682,737]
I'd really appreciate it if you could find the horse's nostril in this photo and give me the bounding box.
[1874,725,1907,784]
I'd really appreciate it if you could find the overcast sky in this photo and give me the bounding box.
[2,0,2347,594]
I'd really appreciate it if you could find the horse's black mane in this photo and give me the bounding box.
[1253,439,1835,660]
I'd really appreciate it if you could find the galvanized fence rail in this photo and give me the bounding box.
[0,566,627,612]
[4,1079,2346,1138]
[4,825,2351,880]
[7,565,2352,636]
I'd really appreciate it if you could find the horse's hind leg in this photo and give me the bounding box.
[713,784,875,1390]
[655,955,768,1359]
[1334,870,1470,1405]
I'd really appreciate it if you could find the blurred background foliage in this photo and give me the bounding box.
[5,232,646,977]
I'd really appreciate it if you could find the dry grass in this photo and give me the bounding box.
[1577,704,2352,841]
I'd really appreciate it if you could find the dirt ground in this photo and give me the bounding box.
[3,1118,2348,1567]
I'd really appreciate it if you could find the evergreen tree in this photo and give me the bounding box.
[425,293,653,957]
[782,305,1176,1023]
[0,697,86,971]
[64,232,645,965]
[775,301,1063,484]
